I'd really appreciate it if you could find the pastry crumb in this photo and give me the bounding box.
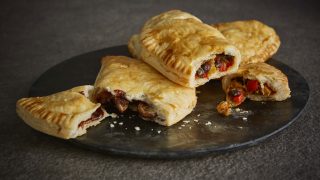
[118,122,123,126]
[181,124,185,127]
[110,124,115,128]
[113,121,117,124]
[240,110,249,114]
[178,127,182,129]
[157,130,161,134]
[216,101,232,116]
[134,126,141,131]
[232,108,252,118]
[183,120,190,123]
[205,121,212,126]
[197,114,201,117]
[235,108,240,112]
[193,119,199,122]
[110,113,118,118]
[242,117,248,121]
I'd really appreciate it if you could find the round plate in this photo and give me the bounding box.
[29,45,309,158]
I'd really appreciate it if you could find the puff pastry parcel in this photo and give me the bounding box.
[92,56,197,126]
[128,10,241,88]
[16,85,108,139]
[212,20,280,66]
[217,63,290,115]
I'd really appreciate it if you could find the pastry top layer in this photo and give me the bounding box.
[238,62,288,84]
[94,56,196,102]
[213,20,280,65]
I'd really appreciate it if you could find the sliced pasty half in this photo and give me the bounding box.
[16,85,108,139]
[128,10,241,88]
[92,56,197,126]
[217,63,290,115]
[212,20,280,66]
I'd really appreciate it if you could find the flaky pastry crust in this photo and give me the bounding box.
[16,85,108,139]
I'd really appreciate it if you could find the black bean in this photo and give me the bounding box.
[196,68,205,76]
[229,88,241,97]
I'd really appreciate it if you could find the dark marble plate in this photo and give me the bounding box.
[29,45,309,159]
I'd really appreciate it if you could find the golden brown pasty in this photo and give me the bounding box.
[16,85,108,139]
[92,56,197,126]
[128,10,241,88]
[212,20,280,66]
[217,63,290,115]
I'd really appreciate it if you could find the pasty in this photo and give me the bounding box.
[16,85,108,139]
[128,10,241,87]
[217,63,290,115]
[212,20,280,66]
[92,56,197,126]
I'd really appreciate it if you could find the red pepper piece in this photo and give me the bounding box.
[218,63,227,72]
[246,80,259,92]
[232,93,245,104]
[215,55,234,72]
[226,59,233,68]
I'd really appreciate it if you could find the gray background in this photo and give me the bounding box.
[1,0,319,179]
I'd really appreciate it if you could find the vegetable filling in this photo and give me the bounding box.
[227,78,276,106]
[96,90,157,119]
[196,54,234,79]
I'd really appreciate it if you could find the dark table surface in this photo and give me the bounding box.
[1,0,319,179]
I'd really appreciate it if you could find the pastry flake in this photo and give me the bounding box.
[16,85,108,139]
[218,63,290,112]
[128,10,241,88]
[212,20,280,66]
[216,101,232,116]
[93,56,197,126]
